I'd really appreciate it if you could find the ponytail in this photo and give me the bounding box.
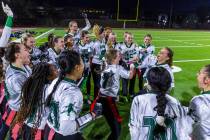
[146,67,172,130]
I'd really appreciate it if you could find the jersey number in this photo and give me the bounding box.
[143,116,177,140]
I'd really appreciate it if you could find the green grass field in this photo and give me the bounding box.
[25,28,210,139]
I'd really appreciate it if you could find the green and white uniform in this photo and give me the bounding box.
[119,42,138,65]
[0,16,13,48]
[47,77,83,136]
[129,93,191,140]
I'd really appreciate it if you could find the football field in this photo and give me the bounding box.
[27,28,210,139]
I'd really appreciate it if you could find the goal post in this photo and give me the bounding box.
[117,0,140,28]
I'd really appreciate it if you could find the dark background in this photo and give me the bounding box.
[1,0,210,28]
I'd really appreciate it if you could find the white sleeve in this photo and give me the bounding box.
[81,18,91,31]
[146,45,155,54]
[189,97,202,122]
[129,97,141,140]
[119,66,130,79]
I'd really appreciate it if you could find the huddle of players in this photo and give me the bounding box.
[0,2,209,140]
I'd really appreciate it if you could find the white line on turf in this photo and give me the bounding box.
[174,59,210,63]
[35,28,55,40]
[156,45,210,48]
[13,28,55,43]
[155,36,208,48]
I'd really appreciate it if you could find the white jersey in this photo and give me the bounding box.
[47,48,61,67]
[100,65,130,98]
[119,42,138,64]
[25,84,50,130]
[144,63,175,88]
[47,77,83,136]
[30,47,42,65]
[5,64,31,111]
[92,39,106,65]
[74,41,93,69]
[129,93,191,140]
[0,16,13,48]
[138,44,155,57]
[189,91,210,140]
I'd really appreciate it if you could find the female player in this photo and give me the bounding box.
[98,49,134,140]
[11,62,57,140]
[0,42,31,139]
[44,50,101,140]
[189,64,210,139]
[129,67,191,140]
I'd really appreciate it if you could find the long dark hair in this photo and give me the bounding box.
[14,62,54,130]
[46,50,81,106]
[164,47,173,67]
[146,67,172,134]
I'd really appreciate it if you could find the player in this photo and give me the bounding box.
[129,67,191,140]
[97,49,134,140]
[188,64,210,139]
[0,42,31,139]
[44,50,101,140]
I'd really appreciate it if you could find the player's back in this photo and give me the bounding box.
[129,93,191,140]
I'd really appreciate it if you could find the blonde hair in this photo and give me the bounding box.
[105,49,118,65]
[21,33,34,45]
[68,20,77,33]
[92,24,100,40]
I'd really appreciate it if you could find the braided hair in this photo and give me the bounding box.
[46,50,82,106]
[14,62,55,131]
[146,67,172,134]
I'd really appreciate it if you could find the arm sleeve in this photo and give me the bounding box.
[0,16,13,48]
[189,97,202,122]
[119,66,130,79]
[81,18,91,31]
[147,45,155,54]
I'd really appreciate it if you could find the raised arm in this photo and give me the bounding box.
[81,13,91,31]
[0,2,13,48]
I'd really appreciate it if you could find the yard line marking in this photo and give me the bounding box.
[155,36,207,47]
[13,28,55,43]
[35,28,55,40]
[174,59,210,63]
[156,46,210,48]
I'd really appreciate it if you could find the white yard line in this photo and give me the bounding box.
[154,36,208,48]
[174,59,210,63]
[35,28,55,40]
[13,28,55,43]
[156,45,210,48]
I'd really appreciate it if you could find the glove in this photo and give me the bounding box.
[2,2,13,17]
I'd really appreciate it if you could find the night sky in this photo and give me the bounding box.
[35,0,210,11]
